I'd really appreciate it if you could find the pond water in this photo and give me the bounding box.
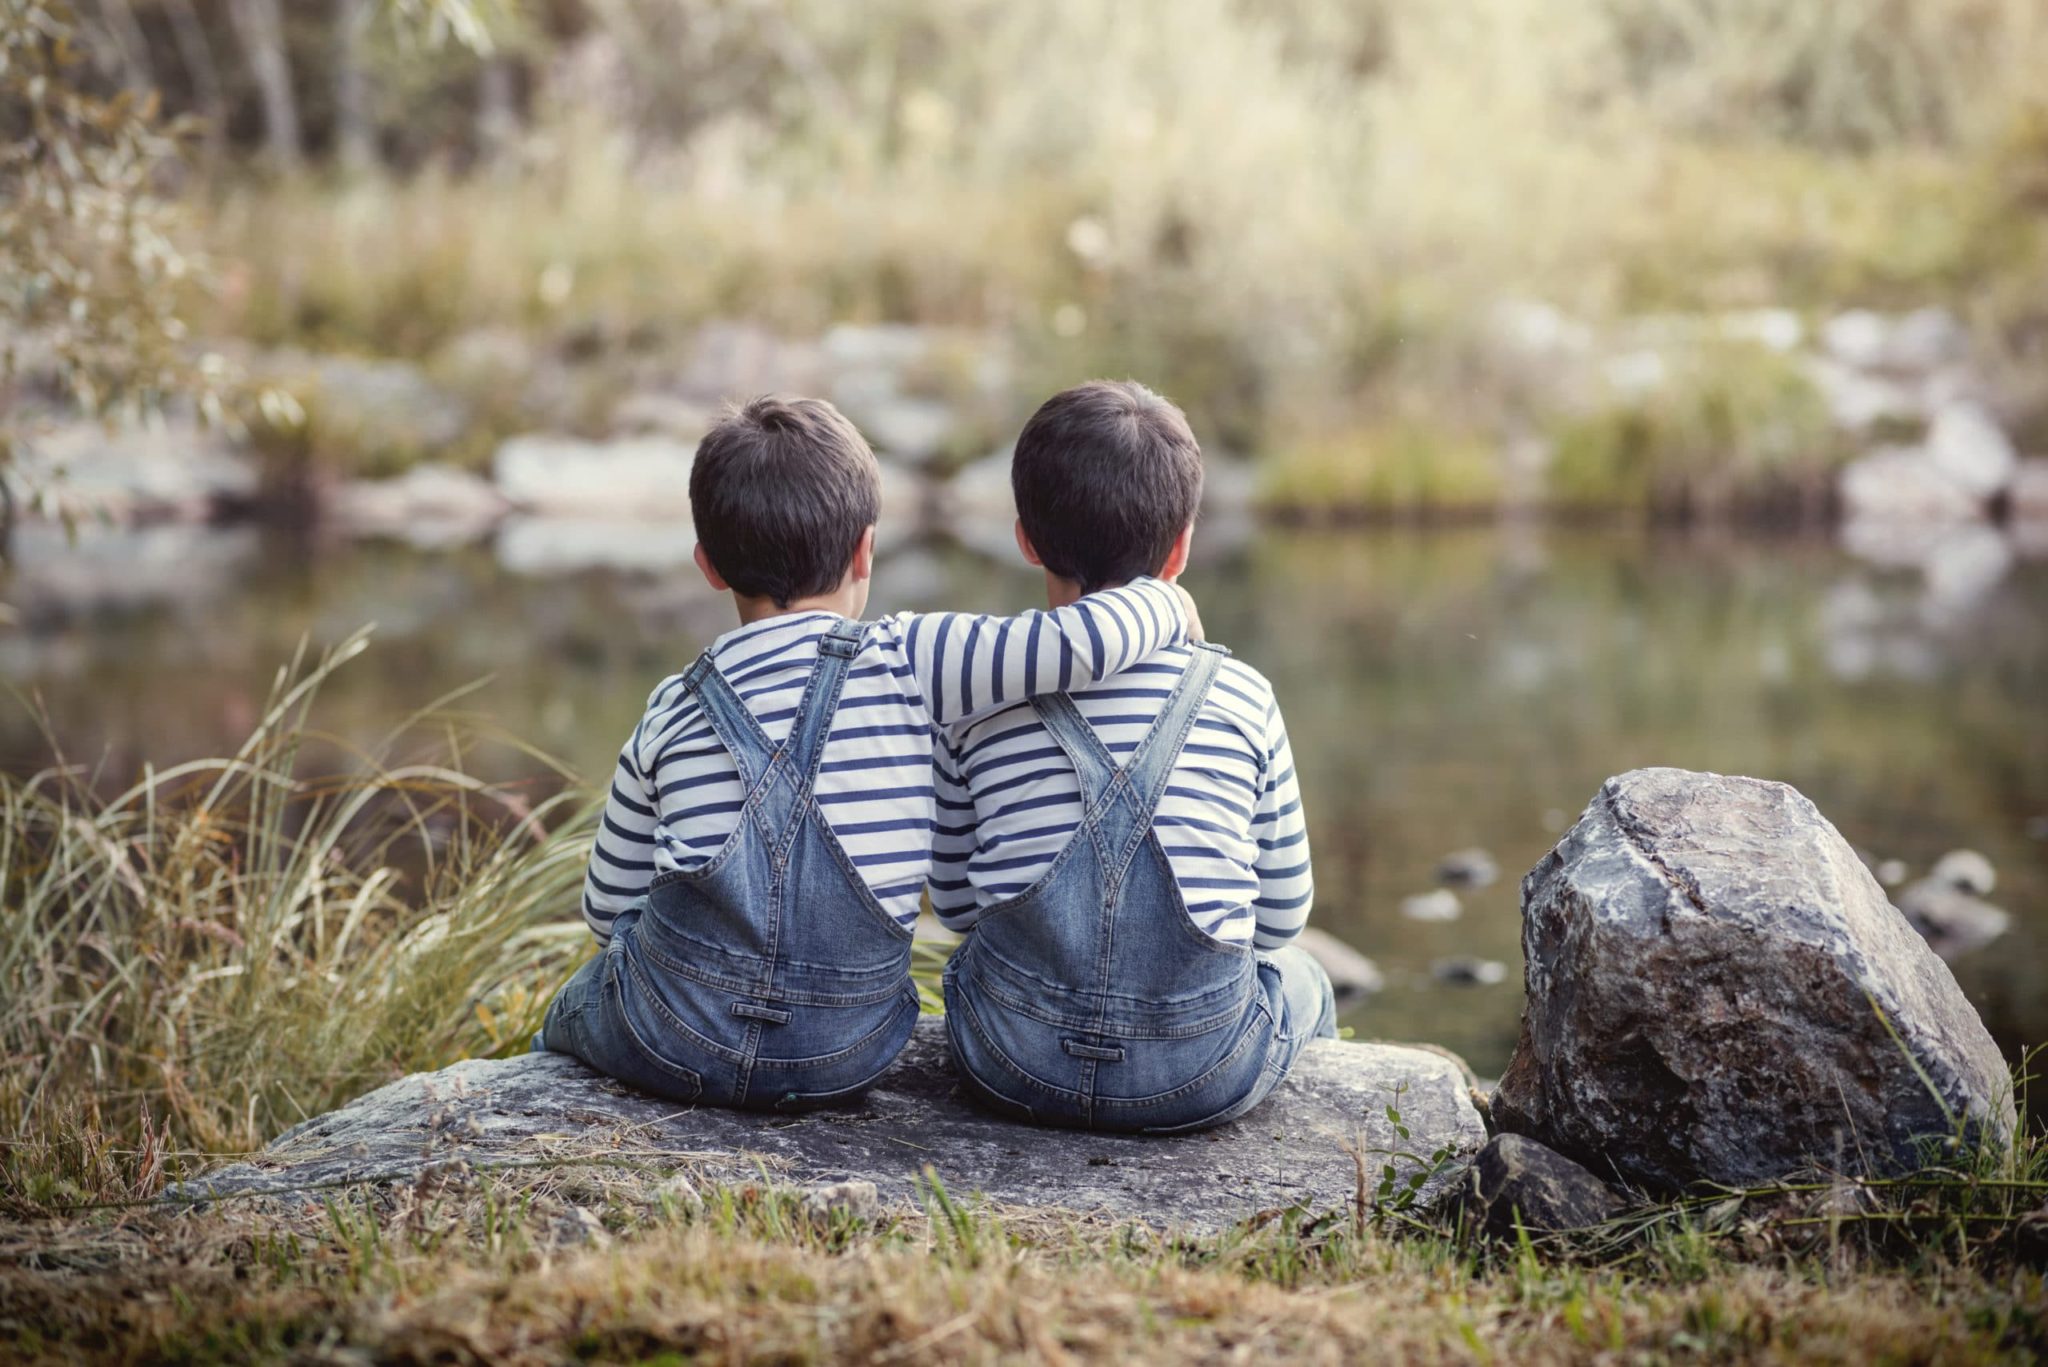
[4,519,2044,1082]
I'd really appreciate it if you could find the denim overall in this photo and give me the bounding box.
[942,643,1329,1133]
[539,617,921,1110]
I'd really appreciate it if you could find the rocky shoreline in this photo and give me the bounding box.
[170,768,2021,1239]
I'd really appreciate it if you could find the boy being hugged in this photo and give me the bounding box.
[933,380,1333,1132]
[538,395,1197,1110]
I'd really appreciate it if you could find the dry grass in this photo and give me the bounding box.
[0,1168,2041,1365]
[0,630,596,1207]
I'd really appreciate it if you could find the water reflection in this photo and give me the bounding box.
[3,522,2043,1078]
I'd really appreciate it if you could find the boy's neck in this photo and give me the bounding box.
[732,585,866,626]
[1042,572,1113,609]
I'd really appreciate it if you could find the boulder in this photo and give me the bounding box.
[1924,402,2018,501]
[1460,1134,1626,1238]
[330,464,510,549]
[1838,448,1981,524]
[173,1019,1485,1234]
[1493,768,2017,1191]
[5,417,257,524]
[493,435,697,517]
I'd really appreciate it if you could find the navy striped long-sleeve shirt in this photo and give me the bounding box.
[929,646,1313,950]
[580,578,1189,941]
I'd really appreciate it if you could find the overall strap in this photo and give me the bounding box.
[1109,643,1227,843]
[778,616,869,797]
[1030,691,1125,815]
[680,648,780,796]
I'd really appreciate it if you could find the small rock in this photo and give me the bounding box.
[1875,859,1909,888]
[1929,849,1996,896]
[1402,890,1464,923]
[1897,879,2012,959]
[1295,927,1385,1002]
[1838,448,1981,523]
[1822,308,1967,373]
[1460,1133,1625,1238]
[1924,402,2018,501]
[1431,957,1507,986]
[1437,848,1500,889]
[800,1179,880,1221]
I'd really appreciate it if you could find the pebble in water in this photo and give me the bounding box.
[1436,848,1500,888]
[1294,927,1385,1002]
[1432,957,1508,987]
[1401,890,1464,923]
[1898,879,2012,959]
[1929,849,1996,896]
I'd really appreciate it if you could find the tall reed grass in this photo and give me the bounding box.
[0,631,596,1205]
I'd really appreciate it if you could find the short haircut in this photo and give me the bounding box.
[689,395,881,607]
[1011,380,1203,592]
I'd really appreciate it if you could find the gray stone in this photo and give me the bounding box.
[492,434,696,517]
[6,417,257,524]
[1897,880,2011,959]
[330,463,509,549]
[1925,402,2018,501]
[1402,890,1464,923]
[1807,358,1924,430]
[1822,308,1967,373]
[1460,1134,1626,1238]
[1431,957,1507,986]
[271,352,471,456]
[172,1019,1485,1233]
[495,516,698,576]
[1494,768,2018,1191]
[1929,849,1996,896]
[1295,927,1385,1001]
[1437,848,1501,888]
[1838,448,1981,523]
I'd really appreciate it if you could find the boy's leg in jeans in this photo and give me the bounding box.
[532,952,608,1058]
[1260,943,1339,1057]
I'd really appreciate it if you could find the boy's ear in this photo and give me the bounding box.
[850,525,876,584]
[693,542,730,592]
[1159,523,1194,582]
[1013,519,1044,568]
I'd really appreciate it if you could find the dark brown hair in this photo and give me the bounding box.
[1011,380,1203,591]
[689,395,881,606]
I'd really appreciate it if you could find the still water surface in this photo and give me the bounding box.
[4,521,2043,1079]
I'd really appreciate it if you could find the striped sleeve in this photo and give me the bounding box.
[581,717,660,943]
[1249,698,1313,949]
[928,732,981,932]
[895,577,1188,726]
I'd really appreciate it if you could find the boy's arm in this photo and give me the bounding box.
[929,733,982,931]
[1249,698,1313,949]
[581,723,660,943]
[894,576,1192,726]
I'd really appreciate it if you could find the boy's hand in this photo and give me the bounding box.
[1172,581,1205,643]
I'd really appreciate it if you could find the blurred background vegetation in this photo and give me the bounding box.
[7,0,2048,509]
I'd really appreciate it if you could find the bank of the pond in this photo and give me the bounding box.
[7,304,2046,540]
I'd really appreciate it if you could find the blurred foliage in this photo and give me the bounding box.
[1546,342,1846,519]
[0,0,218,486]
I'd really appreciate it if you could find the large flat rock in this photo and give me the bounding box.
[177,1020,1486,1233]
